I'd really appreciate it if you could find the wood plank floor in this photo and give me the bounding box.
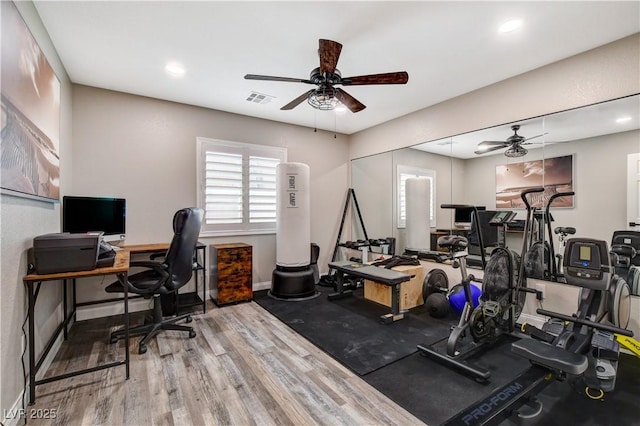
[28,301,425,425]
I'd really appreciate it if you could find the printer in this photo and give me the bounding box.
[31,233,101,274]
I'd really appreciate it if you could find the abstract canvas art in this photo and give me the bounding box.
[495,154,574,209]
[1,1,61,201]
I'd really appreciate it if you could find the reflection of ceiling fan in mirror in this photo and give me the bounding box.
[244,39,409,113]
[474,125,546,157]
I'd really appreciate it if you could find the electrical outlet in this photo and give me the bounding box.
[535,283,545,300]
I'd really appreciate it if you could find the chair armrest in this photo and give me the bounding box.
[149,251,167,261]
[130,260,168,270]
[126,261,170,294]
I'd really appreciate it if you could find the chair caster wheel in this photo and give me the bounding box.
[189,330,196,338]
[185,316,193,323]
[138,344,147,354]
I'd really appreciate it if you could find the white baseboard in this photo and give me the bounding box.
[78,283,271,321]
[253,281,271,291]
[76,298,151,321]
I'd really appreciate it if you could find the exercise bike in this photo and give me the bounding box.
[418,197,533,381]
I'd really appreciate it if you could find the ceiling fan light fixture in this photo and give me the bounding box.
[504,145,528,158]
[308,87,339,110]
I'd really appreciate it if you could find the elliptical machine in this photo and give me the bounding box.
[513,237,634,400]
[524,190,575,281]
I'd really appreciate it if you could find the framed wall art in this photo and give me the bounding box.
[495,154,574,209]
[1,1,61,202]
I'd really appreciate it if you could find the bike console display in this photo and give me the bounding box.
[489,210,516,225]
[563,238,611,290]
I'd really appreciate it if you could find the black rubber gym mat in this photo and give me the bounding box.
[254,286,455,375]
[363,336,532,425]
[498,352,640,426]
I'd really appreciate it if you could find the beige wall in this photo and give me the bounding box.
[350,33,640,160]
[71,85,350,308]
[463,130,640,244]
[0,1,73,416]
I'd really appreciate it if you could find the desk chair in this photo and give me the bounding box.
[106,207,204,354]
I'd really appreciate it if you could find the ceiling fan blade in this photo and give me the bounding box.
[245,74,312,84]
[319,39,342,75]
[334,88,366,113]
[280,89,315,110]
[475,145,507,155]
[478,140,509,147]
[341,72,409,85]
[522,132,548,143]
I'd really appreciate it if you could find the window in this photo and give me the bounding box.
[197,138,287,235]
[397,165,436,228]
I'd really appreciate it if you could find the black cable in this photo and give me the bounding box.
[21,309,29,425]
[20,281,41,426]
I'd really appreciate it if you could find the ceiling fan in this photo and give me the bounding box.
[244,39,409,113]
[474,125,547,157]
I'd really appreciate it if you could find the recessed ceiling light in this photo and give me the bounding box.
[165,62,186,77]
[499,19,523,33]
[616,116,632,123]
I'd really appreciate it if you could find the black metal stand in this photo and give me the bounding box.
[26,272,129,404]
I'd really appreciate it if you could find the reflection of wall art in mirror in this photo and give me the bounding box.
[1,1,61,202]
[496,154,573,209]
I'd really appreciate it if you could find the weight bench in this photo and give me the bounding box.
[327,260,412,323]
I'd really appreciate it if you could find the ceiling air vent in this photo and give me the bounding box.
[246,92,274,105]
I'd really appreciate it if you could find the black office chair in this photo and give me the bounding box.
[106,207,204,354]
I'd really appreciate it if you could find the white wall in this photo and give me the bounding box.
[0,1,73,416]
[71,85,350,307]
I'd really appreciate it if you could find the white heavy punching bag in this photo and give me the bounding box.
[270,162,319,300]
[276,162,311,267]
[405,177,431,251]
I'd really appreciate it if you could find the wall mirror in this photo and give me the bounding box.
[351,94,640,294]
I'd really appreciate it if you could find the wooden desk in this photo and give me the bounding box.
[123,242,170,253]
[327,261,412,323]
[23,250,131,404]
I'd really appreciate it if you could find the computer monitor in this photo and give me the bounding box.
[62,196,126,242]
[468,210,500,248]
[454,206,486,228]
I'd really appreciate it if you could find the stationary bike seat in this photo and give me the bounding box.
[438,235,468,251]
[554,226,576,235]
[511,338,588,376]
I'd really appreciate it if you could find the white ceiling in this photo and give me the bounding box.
[34,1,640,135]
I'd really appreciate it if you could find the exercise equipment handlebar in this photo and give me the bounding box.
[536,308,634,337]
[440,204,475,210]
[520,187,545,210]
